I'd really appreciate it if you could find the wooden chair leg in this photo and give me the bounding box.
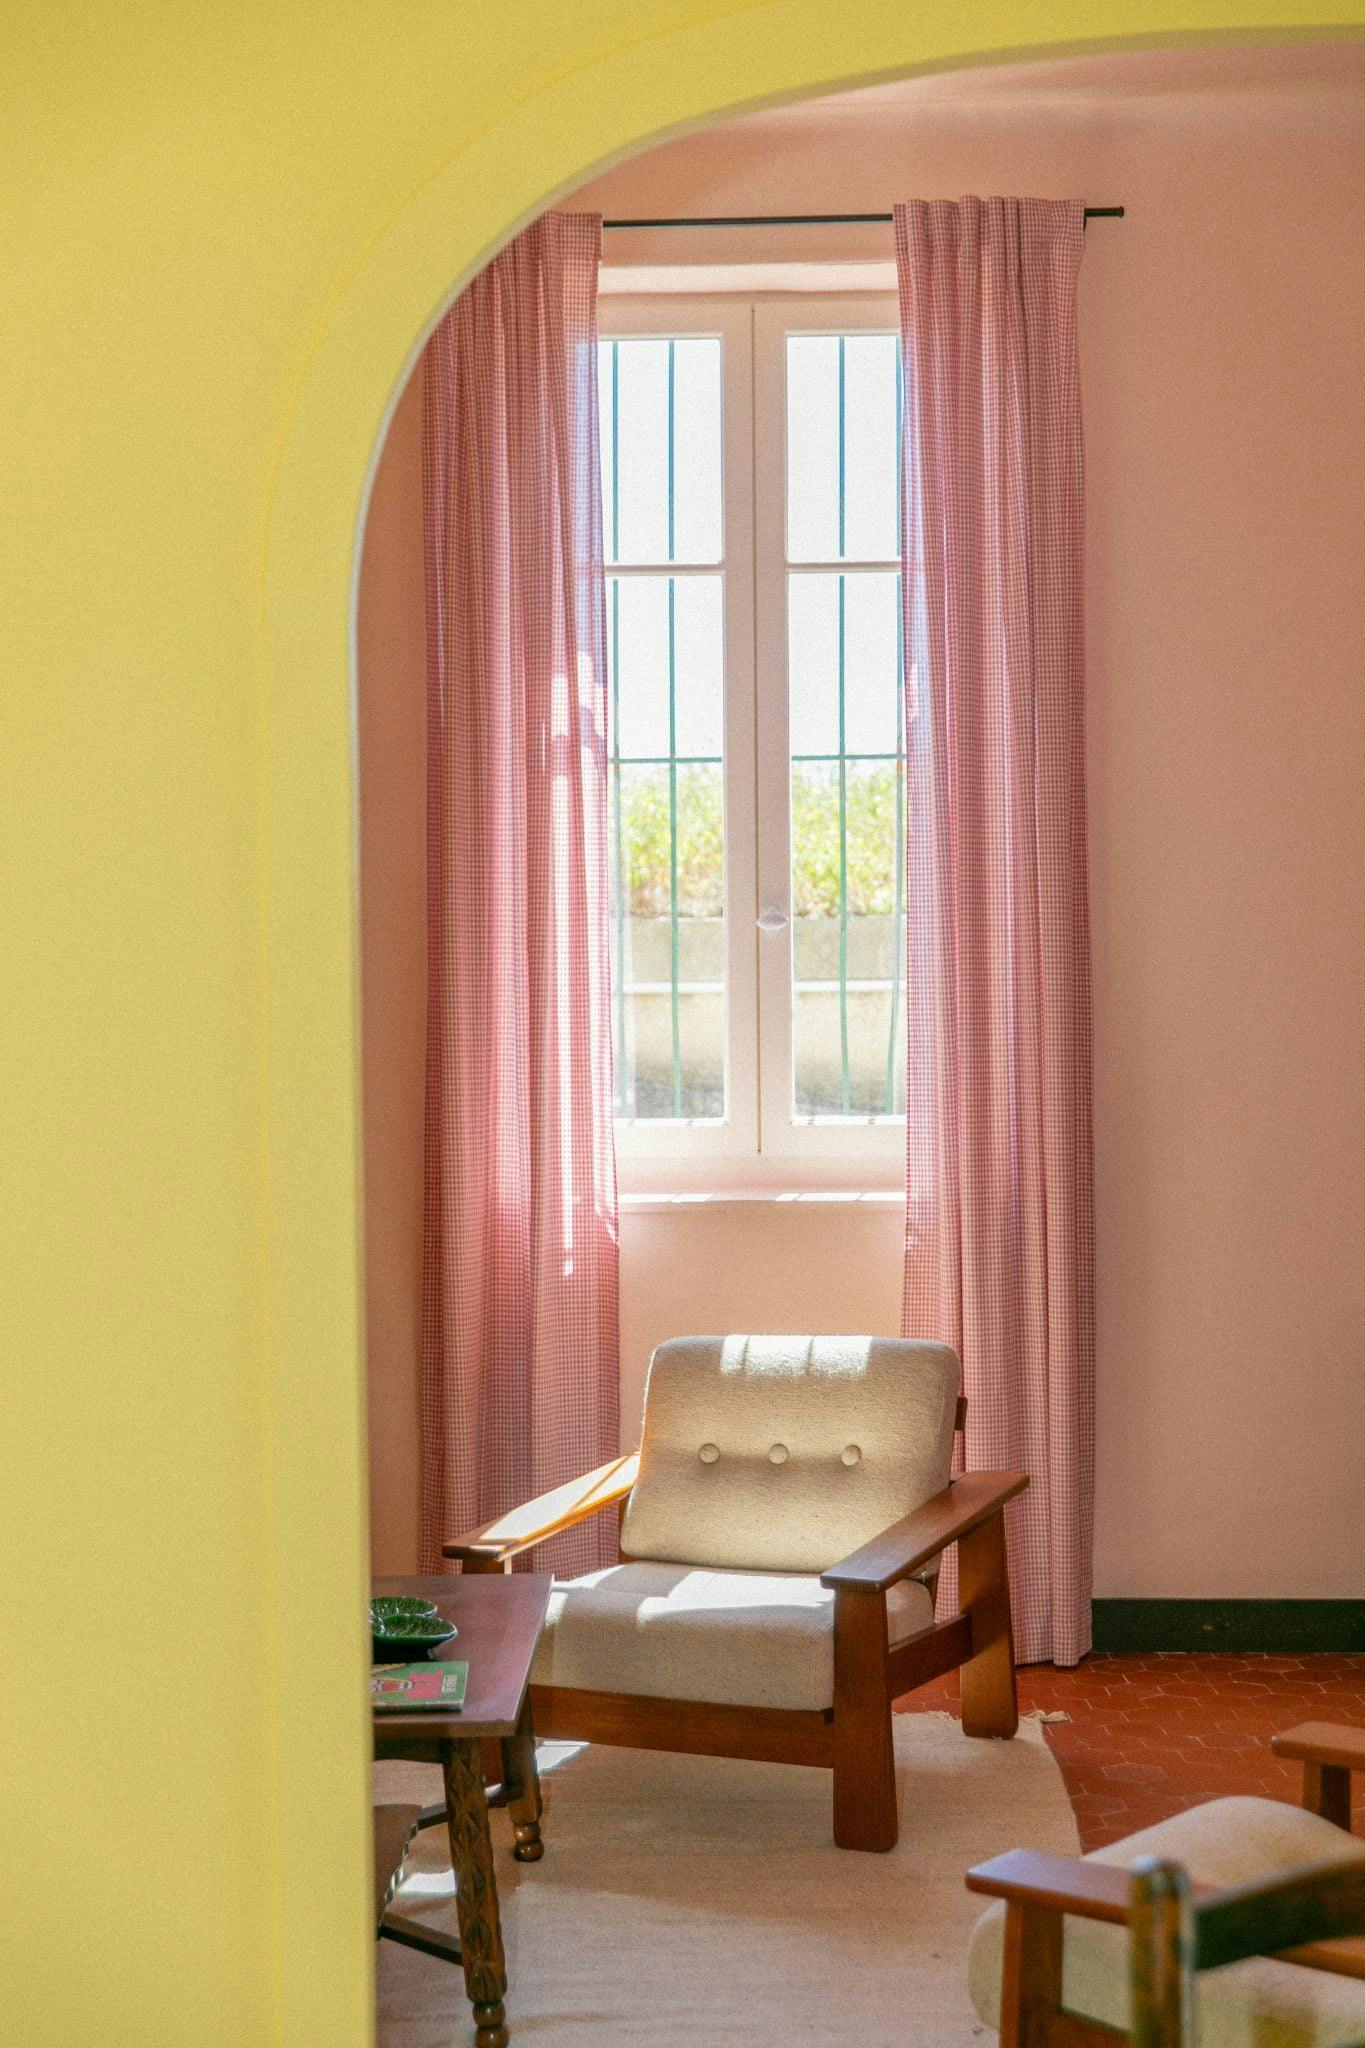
[958,1508,1020,1739]
[831,1588,898,1852]
[461,1560,516,1795]
[1303,1760,1354,1830]
[998,1898,1063,2048]
[500,1691,544,1862]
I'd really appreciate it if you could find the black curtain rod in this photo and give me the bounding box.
[603,207,1123,229]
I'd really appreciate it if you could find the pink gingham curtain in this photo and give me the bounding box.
[895,198,1095,1666]
[420,211,619,1578]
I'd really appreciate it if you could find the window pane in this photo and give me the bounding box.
[611,761,725,1121]
[786,323,904,1128]
[786,332,899,564]
[790,752,905,1118]
[602,323,727,1129]
[672,340,723,564]
[793,977,904,1118]
[786,336,840,563]
[842,335,900,561]
[609,575,723,762]
[599,337,722,565]
[789,571,901,759]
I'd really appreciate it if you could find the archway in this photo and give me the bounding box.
[261,8,1361,2037]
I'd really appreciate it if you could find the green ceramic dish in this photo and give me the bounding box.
[369,1596,458,1662]
[370,1595,439,1625]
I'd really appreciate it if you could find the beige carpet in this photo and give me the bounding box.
[375,1713,1078,2046]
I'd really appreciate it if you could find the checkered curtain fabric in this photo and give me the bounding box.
[420,212,620,1578]
[895,199,1095,1666]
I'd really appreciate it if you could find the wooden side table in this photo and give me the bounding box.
[373,1572,552,2048]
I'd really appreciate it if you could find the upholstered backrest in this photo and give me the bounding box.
[619,1335,960,1575]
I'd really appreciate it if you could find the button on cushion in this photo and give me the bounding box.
[841,1444,862,1466]
[698,1443,720,1465]
[768,1443,789,1465]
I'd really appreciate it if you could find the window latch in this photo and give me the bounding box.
[756,907,789,934]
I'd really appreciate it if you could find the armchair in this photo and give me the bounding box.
[965,1722,1365,2045]
[445,1334,1027,1852]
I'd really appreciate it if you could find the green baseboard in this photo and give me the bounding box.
[1091,1599,1365,1654]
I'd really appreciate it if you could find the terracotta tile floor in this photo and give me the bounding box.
[898,1654,1365,1849]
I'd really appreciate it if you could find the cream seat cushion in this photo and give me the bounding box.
[969,1796,1365,2047]
[529,1562,936,1713]
[619,1334,960,1576]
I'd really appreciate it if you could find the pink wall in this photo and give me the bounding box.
[357,368,427,1574]
[357,46,1365,1597]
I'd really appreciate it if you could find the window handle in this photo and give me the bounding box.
[756,906,789,934]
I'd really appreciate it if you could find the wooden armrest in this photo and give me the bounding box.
[967,1849,1136,1924]
[969,1849,1217,1929]
[820,1471,1029,1593]
[442,1452,639,1563]
[969,1848,1365,1971]
[1271,1724,1365,1774]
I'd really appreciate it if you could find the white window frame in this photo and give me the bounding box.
[600,299,758,1177]
[600,292,905,1196]
[754,295,904,1183]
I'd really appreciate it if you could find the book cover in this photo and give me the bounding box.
[371,1661,468,1712]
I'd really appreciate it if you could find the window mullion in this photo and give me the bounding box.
[751,300,793,1166]
[611,576,628,1114]
[667,578,683,1116]
[837,574,851,1116]
[835,337,853,1116]
[611,338,621,562]
[785,558,900,575]
[884,342,906,1115]
[885,610,905,1117]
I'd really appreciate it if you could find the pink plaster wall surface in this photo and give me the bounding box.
[358,45,1365,1599]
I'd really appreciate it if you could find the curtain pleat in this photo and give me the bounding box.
[420,211,619,1578]
[895,197,1095,1666]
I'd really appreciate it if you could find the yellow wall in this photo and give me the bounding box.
[3,4,1358,2042]
[358,372,427,1576]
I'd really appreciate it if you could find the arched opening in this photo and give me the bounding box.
[263,18,1364,2041]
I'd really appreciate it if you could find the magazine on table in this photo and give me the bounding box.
[371,1661,468,1712]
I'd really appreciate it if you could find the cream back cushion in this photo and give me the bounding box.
[619,1335,960,1574]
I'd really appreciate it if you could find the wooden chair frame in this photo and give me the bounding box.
[445,1397,1028,1852]
[965,1721,1365,2046]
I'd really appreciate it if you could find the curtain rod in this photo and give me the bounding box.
[603,207,1123,229]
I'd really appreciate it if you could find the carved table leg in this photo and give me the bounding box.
[442,1738,509,2048]
[501,1693,544,1863]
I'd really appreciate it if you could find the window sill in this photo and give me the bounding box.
[619,1188,902,1213]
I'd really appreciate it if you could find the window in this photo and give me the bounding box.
[600,297,904,1191]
